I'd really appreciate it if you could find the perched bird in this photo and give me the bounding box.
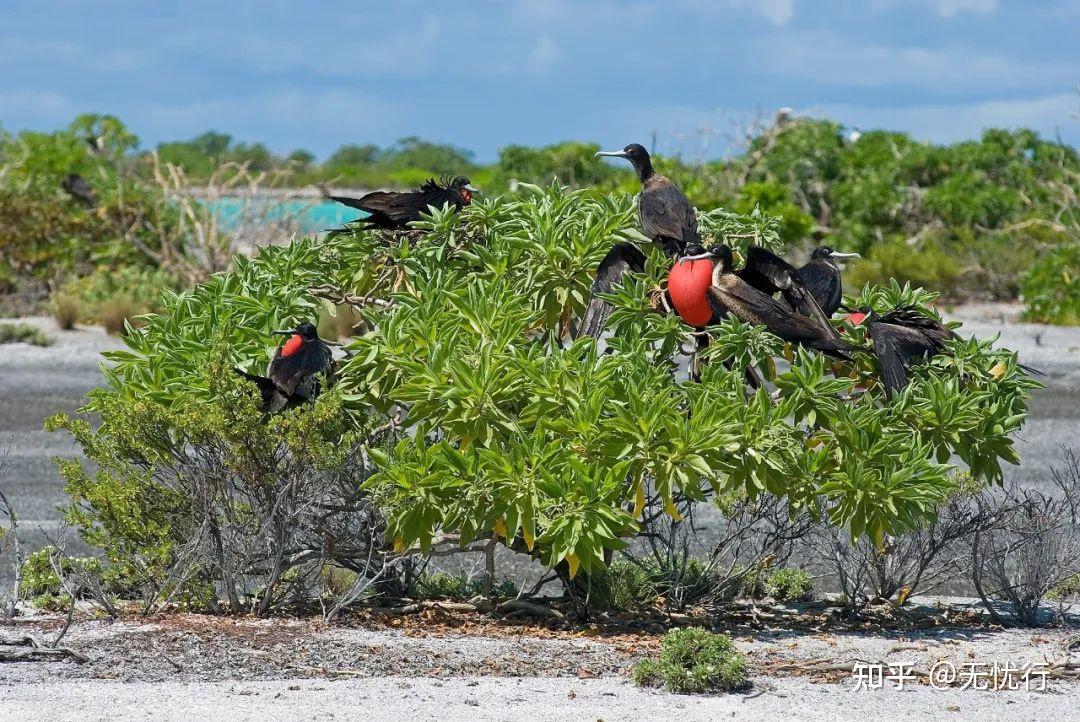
[235,322,334,412]
[322,176,478,230]
[794,247,861,317]
[694,245,853,360]
[61,173,96,208]
[846,306,1043,397]
[583,143,700,339]
[734,246,842,340]
[595,144,699,257]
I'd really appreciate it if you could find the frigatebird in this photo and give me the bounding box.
[846,306,1043,398]
[61,173,96,208]
[235,322,334,412]
[595,144,699,257]
[688,246,853,360]
[322,176,478,230]
[582,143,700,339]
[794,247,861,316]
[733,246,842,340]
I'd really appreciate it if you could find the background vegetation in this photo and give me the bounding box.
[2,113,1077,324]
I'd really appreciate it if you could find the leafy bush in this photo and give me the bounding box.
[415,570,517,601]
[763,568,812,602]
[20,546,104,610]
[49,184,1038,614]
[587,559,658,611]
[632,628,749,694]
[50,293,81,330]
[1022,242,1080,325]
[0,322,52,346]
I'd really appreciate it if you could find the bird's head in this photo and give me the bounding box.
[449,176,480,204]
[682,244,733,269]
[595,143,653,180]
[811,246,861,262]
[272,321,320,356]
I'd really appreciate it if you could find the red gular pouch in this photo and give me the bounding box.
[280,334,304,357]
[845,311,868,326]
[667,258,716,328]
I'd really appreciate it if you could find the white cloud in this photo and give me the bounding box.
[760,30,1074,91]
[931,0,998,18]
[528,35,565,75]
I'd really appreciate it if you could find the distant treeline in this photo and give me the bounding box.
[1,113,1077,322]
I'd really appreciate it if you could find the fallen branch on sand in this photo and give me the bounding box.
[0,634,89,664]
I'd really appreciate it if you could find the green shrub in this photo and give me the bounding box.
[764,568,812,602]
[1047,573,1080,601]
[846,240,963,298]
[50,292,81,330]
[632,628,749,694]
[0,322,52,346]
[415,570,517,600]
[20,546,104,610]
[1022,242,1080,325]
[49,185,1038,611]
[53,266,174,327]
[586,559,658,610]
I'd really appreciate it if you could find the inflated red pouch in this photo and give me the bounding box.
[667,259,715,327]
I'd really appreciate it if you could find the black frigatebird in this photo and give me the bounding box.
[595,144,699,258]
[61,173,96,208]
[690,245,854,360]
[235,321,334,412]
[846,306,1043,398]
[322,176,479,230]
[735,246,843,340]
[794,246,861,316]
[582,143,700,338]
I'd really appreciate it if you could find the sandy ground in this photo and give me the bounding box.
[1,608,1078,721]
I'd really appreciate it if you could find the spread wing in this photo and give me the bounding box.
[741,247,840,339]
[708,277,851,359]
[740,246,796,295]
[639,182,698,253]
[580,242,646,339]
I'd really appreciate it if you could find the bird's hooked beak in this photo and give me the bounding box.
[464,184,481,194]
[595,150,629,159]
[271,329,296,336]
[829,251,861,259]
[680,249,715,262]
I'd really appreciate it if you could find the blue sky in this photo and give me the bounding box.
[2,0,1078,161]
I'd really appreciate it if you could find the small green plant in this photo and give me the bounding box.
[1047,573,1080,601]
[632,628,749,694]
[415,570,517,600]
[50,292,81,330]
[0,322,52,346]
[764,567,812,602]
[97,295,141,335]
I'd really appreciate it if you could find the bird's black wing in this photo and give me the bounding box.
[639,181,698,254]
[581,242,646,339]
[741,247,840,340]
[740,246,795,295]
[866,320,941,397]
[709,278,852,360]
[795,261,843,316]
[234,368,279,409]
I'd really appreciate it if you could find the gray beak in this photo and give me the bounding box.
[680,250,715,262]
[595,150,629,159]
[465,184,481,194]
[271,329,295,336]
[830,251,861,259]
